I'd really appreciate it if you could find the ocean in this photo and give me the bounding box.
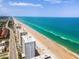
[17,17,79,55]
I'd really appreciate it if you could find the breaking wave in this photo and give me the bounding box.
[26,22,79,44]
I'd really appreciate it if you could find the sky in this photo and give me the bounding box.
[0,0,79,17]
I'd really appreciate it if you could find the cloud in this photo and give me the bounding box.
[0,0,3,10]
[44,0,72,4]
[9,2,43,8]
[0,0,11,16]
[0,0,4,7]
[45,0,61,3]
[0,5,2,7]
[0,0,3,3]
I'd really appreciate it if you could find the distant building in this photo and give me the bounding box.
[16,29,24,46]
[15,24,26,46]
[16,29,27,48]
[0,46,5,53]
[21,35,36,59]
[0,41,5,46]
[0,28,9,39]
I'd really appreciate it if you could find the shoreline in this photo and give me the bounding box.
[14,18,79,59]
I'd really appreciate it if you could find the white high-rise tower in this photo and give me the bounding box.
[22,35,36,59]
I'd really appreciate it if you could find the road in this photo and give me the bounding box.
[6,20,18,59]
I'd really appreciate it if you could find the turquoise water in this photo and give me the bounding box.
[17,17,79,54]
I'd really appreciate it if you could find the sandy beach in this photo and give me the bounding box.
[14,18,79,59]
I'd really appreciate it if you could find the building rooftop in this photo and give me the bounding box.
[22,34,35,43]
[0,28,9,39]
[31,54,52,59]
[1,40,5,44]
[17,29,28,35]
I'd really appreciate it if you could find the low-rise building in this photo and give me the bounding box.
[31,54,52,59]
[0,46,5,53]
[0,28,9,39]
